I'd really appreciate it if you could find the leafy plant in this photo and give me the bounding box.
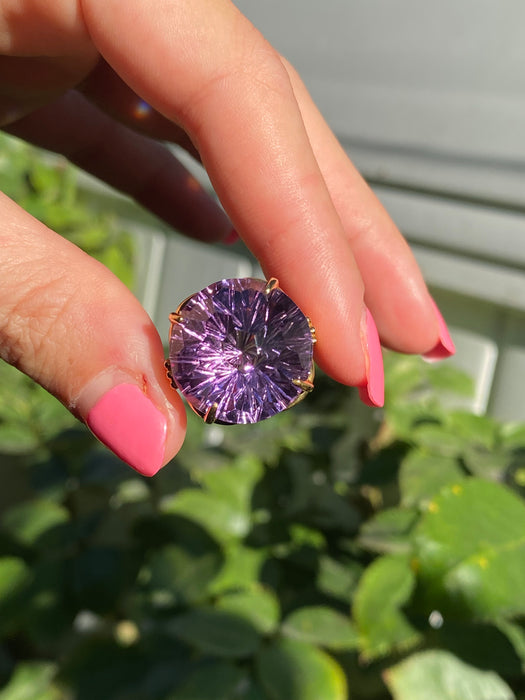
[1,133,524,699]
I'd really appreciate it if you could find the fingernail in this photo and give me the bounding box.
[223,228,240,245]
[358,308,385,407]
[423,298,456,362]
[86,383,167,477]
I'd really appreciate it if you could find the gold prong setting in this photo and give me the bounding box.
[203,402,219,424]
[292,379,314,393]
[264,277,279,295]
[169,311,184,325]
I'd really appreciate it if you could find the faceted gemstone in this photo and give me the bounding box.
[168,278,314,424]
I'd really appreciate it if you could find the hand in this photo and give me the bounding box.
[0,0,454,475]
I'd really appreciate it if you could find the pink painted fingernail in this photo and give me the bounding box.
[423,298,456,361]
[358,308,385,408]
[223,228,240,245]
[86,383,167,477]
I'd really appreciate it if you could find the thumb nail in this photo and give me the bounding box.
[79,376,168,477]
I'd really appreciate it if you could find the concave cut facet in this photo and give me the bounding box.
[168,278,314,424]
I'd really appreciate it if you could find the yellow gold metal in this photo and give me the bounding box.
[288,364,315,408]
[169,311,184,324]
[307,318,317,344]
[264,278,279,295]
[204,402,219,424]
[164,359,177,389]
[292,379,314,392]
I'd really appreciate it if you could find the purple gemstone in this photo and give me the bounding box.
[168,278,314,424]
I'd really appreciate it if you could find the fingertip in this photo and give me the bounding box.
[422,297,456,362]
[358,308,384,408]
[86,383,166,476]
[82,378,186,476]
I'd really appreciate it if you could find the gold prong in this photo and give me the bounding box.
[307,318,317,344]
[293,379,314,393]
[164,360,178,389]
[169,311,184,324]
[288,372,315,409]
[264,278,279,295]
[204,402,219,424]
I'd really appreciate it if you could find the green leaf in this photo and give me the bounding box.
[497,620,525,672]
[410,424,469,457]
[167,661,245,700]
[427,620,523,679]
[58,636,159,700]
[161,489,250,542]
[305,484,361,533]
[208,544,266,595]
[414,479,525,619]
[358,508,419,554]
[282,606,359,650]
[353,554,422,660]
[216,586,280,635]
[383,650,515,700]
[0,557,32,634]
[198,455,264,512]
[446,411,498,448]
[0,661,62,700]
[426,364,474,397]
[399,451,465,508]
[461,444,512,481]
[0,424,39,455]
[288,524,325,550]
[146,536,223,606]
[237,682,267,700]
[166,608,261,658]
[256,639,347,700]
[0,557,31,604]
[501,422,525,448]
[316,555,362,603]
[383,353,427,399]
[1,499,69,546]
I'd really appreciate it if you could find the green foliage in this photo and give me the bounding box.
[2,133,525,698]
[0,133,134,288]
[383,650,515,700]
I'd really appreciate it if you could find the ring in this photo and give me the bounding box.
[166,277,316,425]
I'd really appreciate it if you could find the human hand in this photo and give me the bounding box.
[0,0,454,475]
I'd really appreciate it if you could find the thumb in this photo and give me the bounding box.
[0,192,186,476]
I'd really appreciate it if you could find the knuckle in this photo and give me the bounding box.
[182,38,294,128]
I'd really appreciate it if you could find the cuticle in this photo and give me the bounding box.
[68,366,142,413]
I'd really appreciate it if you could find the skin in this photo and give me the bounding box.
[0,0,440,466]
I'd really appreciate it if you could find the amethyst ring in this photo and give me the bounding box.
[165,277,316,425]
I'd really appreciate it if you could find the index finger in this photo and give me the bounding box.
[81,0,369,388]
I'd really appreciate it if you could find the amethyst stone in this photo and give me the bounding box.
[168,278,314,424]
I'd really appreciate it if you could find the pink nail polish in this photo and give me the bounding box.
[358,308,385,408]
[223,229,240,245]
[423,298,456,361]
[86,383,167,477]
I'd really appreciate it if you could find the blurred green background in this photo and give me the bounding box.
[1,133,524,700]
